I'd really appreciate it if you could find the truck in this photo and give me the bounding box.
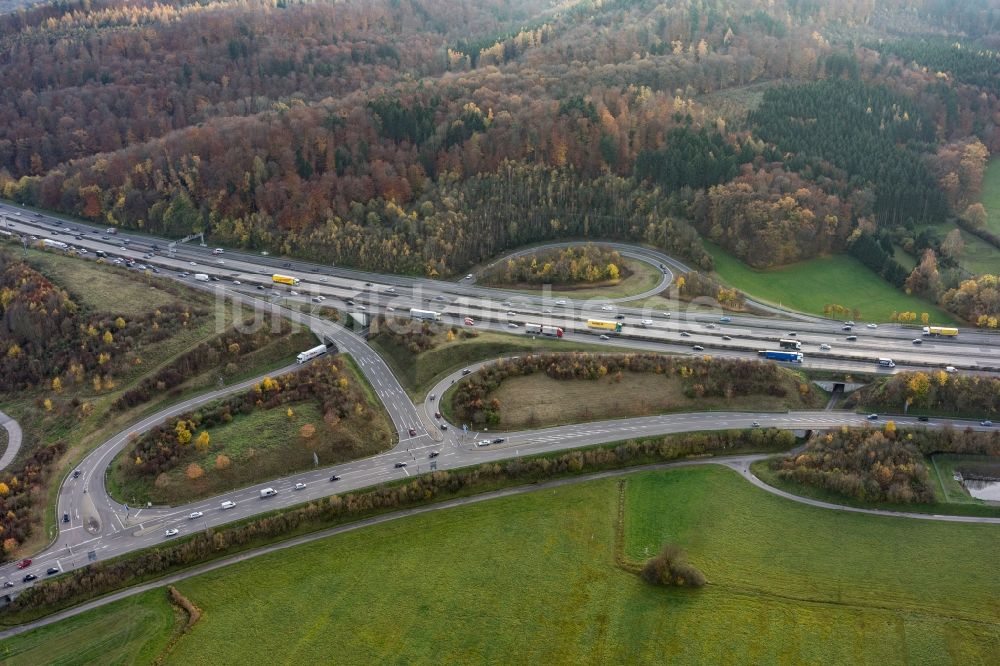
[877,358,896,368]
[259,488,277,498]
[409,308,441,321]
[758,350,803,363]
[272,274,300,286]
[41,239,68,250]
[922,326,958,337]
[587,319,623,333]
[524,323,564,337]
[296,344,328,364]
[778,339,802,350]
[194,273,210,282]
[106,227,117,235]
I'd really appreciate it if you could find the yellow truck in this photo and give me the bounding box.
[922,326,958,337]
[586,319,623,333]
[272,274,300,286]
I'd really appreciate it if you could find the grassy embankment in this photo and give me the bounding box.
[108,355,394,506]
[370,328,635,399]
[2,247,314,551]
[482,256,664,300]
[5,466,999,663]
[981,157,1000,238]
[477,369,823,430]
[706,243,956,324]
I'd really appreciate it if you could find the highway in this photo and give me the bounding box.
[0,410,21,472]
[0,201,999,603]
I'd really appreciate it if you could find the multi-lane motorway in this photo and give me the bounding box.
[0,201,998,600]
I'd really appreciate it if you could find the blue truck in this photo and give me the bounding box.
[758,350,803,363]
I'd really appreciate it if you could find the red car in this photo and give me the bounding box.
[16,558,31,569]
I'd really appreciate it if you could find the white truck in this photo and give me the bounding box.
[409,308,441,321]
[260,487,277,498]
[296,344,327,364]
[41,239,68,250]
[194,273,210,282]
[877,358,896,368]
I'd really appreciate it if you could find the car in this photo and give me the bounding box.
[189,261,197,266]
[846,335,858,341]
[786,332,797,337]
[982,420,994,427]
[320,277,328,282]
[434,295,445,301]
[614,314,625,320]
[461,368,472,375]
[346,299,355,305]
[408,428,417,436]
[220,500,237,509]
[429,451,440,458]
[440,423,448,430]
[465,274,474,280]
[912,338,923,344]
[819,343,832,351]
[23,574,37,582]
[945,366,958,373]
[74,235,82,240]
[434,411,442,419]
[705,323,717,329]
[917,416,929,422]
[312,296,323,303]
[751,421,760,428]
[501,301,512,307]
[599,334,610,340]
[692,345,705,351]
[476,440,490,447]
[294,482,307,490]
[189,511,203,519]
[289,290,299,296]
[385,286,396,293]
[17,559,31,569]
[46,567,60,576]
[386,306,395,312]
[506,310,517,316]
[72,469,80,479]
[492,437,505,444]
[62,513,69,523]
[256,285,264,290]
[212,248,224,255]
[842,325,853,331]
[845,320,855,326]
[119,246,128,251]
[867,414,879,420]
[719,316,732,323]
[555,300,567,306]
[394,462,408,468]
[600,305,614,311]
[165,528,179,537]
[721,335,732,341]
[216,259,225,264]
[867,323,878,329]
[2,581,13,588]
[680,331,690,337]
[179,271,189,277]
[329,474,342,481]
[283,262,291,267]
[429,394,435,401]
[365,282,373,287]
[101,235,110,240]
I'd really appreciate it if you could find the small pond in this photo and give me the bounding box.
[964,478,1000,502]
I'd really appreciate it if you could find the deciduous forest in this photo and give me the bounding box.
[0,0,998,322]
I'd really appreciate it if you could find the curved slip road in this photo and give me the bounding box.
[0,410,21,472]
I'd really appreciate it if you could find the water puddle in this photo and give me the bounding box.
[963,478,1000,502]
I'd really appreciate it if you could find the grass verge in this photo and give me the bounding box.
[981,157,1000,238]
[706,243,956,324]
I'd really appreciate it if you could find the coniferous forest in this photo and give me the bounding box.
[1,0,999,322]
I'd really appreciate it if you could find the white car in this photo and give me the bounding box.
[312,296,323,303]
[600,305,614,311]
[640,320,654,327]
[233,280,241,285]
[289,290,299,296]
[216,259,225,264]
[385,287,396,293]
[663,312,672,317]
[599,334,610,340]
[189,261,197,266]
[507,311,517,316]
[945,366,958,373]
[507,322,519,328]
[465,274,473,280]
[866,323,878,329]
[294,482,307,490]
[220,500,237,510]
[819,344,831,351]
[165,528,179,537]
[555,300,567,306]
[188,511,203,519]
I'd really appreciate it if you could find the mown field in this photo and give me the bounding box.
[484,370,821,429]
[706,243,956,324]
[981,157,1000,237]
[6,466,998,664]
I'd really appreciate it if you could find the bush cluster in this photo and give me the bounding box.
[5,428,794,613]
[488,244,626,286]
[0,439,66,558]
[452,353,804,427]
[769,427,937,504]
[640,543,706,588]
[854,370,1000,417]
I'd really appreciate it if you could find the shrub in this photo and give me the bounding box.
[640,543,706,588]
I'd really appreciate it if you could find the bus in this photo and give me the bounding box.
[272,274,300,286]
[587,319,623,333]
[778,339,801,350]
[409,308,441,321]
